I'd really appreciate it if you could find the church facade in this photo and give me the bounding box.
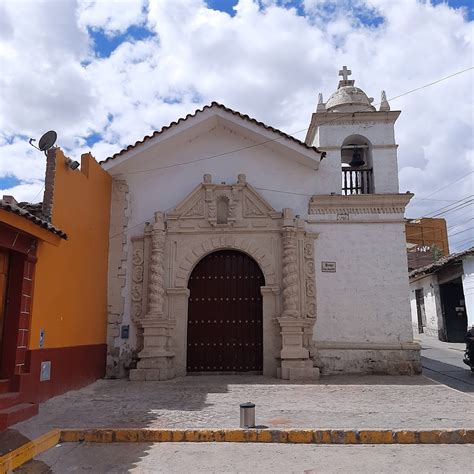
[103,68,421,381]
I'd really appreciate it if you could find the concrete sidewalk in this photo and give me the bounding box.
[6,374,474,443]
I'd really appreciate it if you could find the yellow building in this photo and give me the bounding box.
[0,148,111,429]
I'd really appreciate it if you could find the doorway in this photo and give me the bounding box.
[186,250,264,373]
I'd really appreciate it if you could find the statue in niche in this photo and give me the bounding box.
[217,196,229,224]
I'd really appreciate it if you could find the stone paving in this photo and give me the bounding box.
[10,374,474,441]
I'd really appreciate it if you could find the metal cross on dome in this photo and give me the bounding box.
[339,66,352,81]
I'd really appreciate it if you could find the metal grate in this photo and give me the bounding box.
[342,167,373,195]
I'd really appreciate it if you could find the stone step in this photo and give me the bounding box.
[0,403,38,431]
[0,379,10,394]
[0,392,21,410]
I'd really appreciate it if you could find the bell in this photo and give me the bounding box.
[349,148,365,167]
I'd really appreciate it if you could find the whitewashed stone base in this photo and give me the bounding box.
[314,348,422,375]
[278,359,320,381]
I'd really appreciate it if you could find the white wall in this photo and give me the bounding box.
[462,256,474,327]
[309,220,414,345]
[315,121,400,194]
[117,126,331,237]
[409,274,443,338]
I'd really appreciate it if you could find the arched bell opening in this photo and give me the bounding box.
[186,249,265,374]
[341,135,374,195]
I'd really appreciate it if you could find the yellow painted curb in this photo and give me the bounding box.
[0,429,60,473]
[2,428,473,472]
[59,428,474,445]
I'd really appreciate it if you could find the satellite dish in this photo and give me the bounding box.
[38,130,57,151]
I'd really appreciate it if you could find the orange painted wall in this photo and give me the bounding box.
[29,150,111,349]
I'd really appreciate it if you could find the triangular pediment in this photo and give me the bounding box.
[102,103,321,173]
[166,175,281,229]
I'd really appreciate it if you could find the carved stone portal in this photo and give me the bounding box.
[129,175,319,381]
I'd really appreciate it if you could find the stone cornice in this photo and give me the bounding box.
[308,193,413,215]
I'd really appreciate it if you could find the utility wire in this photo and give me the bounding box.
[448,226,474,237]
[424,194,473,217]
[107,67,474,240]
[112,67,474,178]
[415,171,473,202]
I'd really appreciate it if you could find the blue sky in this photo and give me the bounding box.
[0,0,472,250]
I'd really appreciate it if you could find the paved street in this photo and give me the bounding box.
[7,335,474,472]
[17,442,474,473]
[417,334,474,393]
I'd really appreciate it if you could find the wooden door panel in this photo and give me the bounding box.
[187,250,264,372]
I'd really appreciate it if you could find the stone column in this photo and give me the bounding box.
[130,212,176,381]
[278,209,319,381]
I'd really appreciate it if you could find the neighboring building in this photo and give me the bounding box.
[409,247,474,342]
[103,67,421,381]
[0,149,111,429]
[406,218,449,271]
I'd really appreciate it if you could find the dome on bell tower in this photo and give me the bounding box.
[325,66,376,113]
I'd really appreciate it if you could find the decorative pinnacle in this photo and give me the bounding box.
[316,92,326,112]
[379,90,390,111]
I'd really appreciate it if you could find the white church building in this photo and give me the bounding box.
[103,67,421,381]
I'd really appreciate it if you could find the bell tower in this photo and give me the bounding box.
[305,67,400,196]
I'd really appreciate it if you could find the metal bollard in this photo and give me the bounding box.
[240,402,256,428]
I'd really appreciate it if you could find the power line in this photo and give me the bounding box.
[424,194,473,217]
[111,67,474,178]
[417,171,473,202]
[448,218,474,231]
[106,67,474,240]
[448,226,474,237]
[428,200,473,219]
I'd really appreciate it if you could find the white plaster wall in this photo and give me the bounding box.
[117,126,331,236]
[462,256,474,327]
[309,221,413,344]
[409,275,443,338]
[110,126,328,355]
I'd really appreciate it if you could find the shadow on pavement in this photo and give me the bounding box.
[422,356,474,393]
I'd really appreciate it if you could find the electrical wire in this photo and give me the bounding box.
[448,226,474,237]
[107,67,474,240]
[110,67,474,178]
[415,171,474,202]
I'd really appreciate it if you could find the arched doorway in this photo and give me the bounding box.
[187,250,264,373]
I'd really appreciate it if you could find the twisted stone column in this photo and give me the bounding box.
[147,212,165,315]
[131,211,176,381]
[281,227,299,318]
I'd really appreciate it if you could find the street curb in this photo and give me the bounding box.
[1,428,473,471]
[0,429,60,472]
[58,428,474,444]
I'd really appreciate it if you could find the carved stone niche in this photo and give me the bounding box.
[165,173,282,232]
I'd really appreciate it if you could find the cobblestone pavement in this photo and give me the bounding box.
[19,442,473,473]
[11,374,474,440]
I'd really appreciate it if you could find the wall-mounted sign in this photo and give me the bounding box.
[337,213,349,221]
[321,261,336,272]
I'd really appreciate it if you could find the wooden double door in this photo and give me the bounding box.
[187,250,264,373]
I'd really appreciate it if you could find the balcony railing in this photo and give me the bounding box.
[342,167,373,195]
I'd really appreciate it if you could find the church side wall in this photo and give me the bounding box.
[309,220,421,374]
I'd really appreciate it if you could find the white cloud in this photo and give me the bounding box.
[77,0,147,35]
[0,0,472,249]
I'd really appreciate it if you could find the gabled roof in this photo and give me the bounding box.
[100,102,321,165]
[0,200,67,239]
[409,246,474,279]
